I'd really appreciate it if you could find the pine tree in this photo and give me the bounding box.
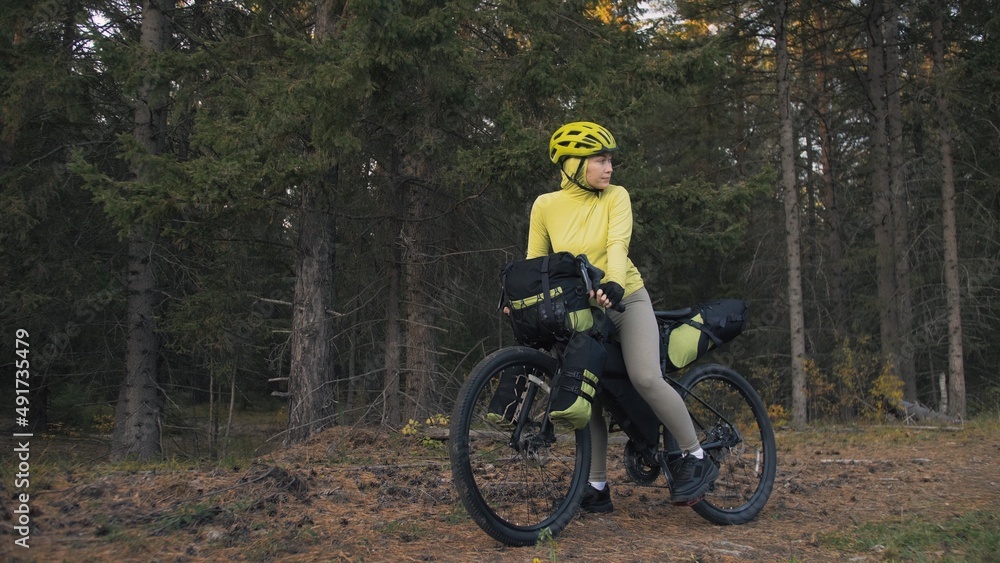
[931,0,965,417]
[109,0,172,461]
[775,0,808,426]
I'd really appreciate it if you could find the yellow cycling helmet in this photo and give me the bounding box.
[548,121,618,164]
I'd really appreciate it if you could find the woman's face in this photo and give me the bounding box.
[585,154,613,190]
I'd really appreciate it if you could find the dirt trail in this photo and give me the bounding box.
[6,422,999,562]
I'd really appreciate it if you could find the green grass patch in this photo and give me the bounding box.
[242,526,320,561]
[375,518,426,542]
[151,502,232,534]
[819,511,1000,562]
[93,515,148,552]
[775,412,1000,452]
[445,502,468,525]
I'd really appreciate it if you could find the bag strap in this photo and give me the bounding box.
[551,369,597,404]
[498,263,525,343]
[535,254,549,320]
[497,263,511,312]
[680,317,724,347]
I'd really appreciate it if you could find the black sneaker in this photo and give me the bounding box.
[668,453,719,504]
[580,484,613,513]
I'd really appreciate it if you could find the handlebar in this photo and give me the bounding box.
[576,254,626,313]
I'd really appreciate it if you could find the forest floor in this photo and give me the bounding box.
[3,418,999,562]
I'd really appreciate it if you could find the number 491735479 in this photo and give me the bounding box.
[15,329,30,415]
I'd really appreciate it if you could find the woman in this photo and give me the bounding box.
[528,121,718,511]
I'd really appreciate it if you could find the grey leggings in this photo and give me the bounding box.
[588,287,700,482]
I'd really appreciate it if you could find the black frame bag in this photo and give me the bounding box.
[499,252,596,349]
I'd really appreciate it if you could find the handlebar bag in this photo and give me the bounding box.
[500,252,595,349]
[662,299,748,372]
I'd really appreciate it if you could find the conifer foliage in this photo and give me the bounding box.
[2,0,998,457]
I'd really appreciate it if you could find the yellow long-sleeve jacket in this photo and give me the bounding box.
[526,181,644,297]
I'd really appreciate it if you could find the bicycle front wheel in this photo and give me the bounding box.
[449,346,591,546]
[678,364,776,525]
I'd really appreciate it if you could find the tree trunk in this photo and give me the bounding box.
[314,0,342,38]
[885,0,916,401]
[402,160,439,422]
[382,241,403,426]
[223,373,236,459]
[382,158,405,426]
[776,0,807,426]
[345,312,357,414]
[931,0,966,418]
[812,5,847,337]
[111,0,170,461]
[816,78,847,337]
[287,177,338,443]
[112,229,164,460]
[866,0,899,378]
[285,0,344,444]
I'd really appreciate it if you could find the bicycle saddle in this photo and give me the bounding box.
[654,307,693,320]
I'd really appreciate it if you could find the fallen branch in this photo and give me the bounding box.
[821,458,934,464]
[420,427,450,440]
[871,424,963,432]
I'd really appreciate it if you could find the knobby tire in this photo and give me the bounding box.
[449,347,592,546]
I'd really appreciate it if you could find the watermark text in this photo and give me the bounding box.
[13,328,32,549]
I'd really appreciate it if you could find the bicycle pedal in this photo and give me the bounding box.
[671,497,703,507]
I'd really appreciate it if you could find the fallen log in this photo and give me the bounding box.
[899,400,961,425]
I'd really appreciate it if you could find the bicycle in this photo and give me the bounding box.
[448,307,777,547]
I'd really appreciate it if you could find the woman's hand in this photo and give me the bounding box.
[592,289,612,309]
[595,282,624,310]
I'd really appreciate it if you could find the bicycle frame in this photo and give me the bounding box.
[506,337,744,489]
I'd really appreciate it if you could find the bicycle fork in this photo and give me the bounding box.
[508,373,555,452]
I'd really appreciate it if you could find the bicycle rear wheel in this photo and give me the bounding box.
[677,364,776,525]
[449,346,591,546]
